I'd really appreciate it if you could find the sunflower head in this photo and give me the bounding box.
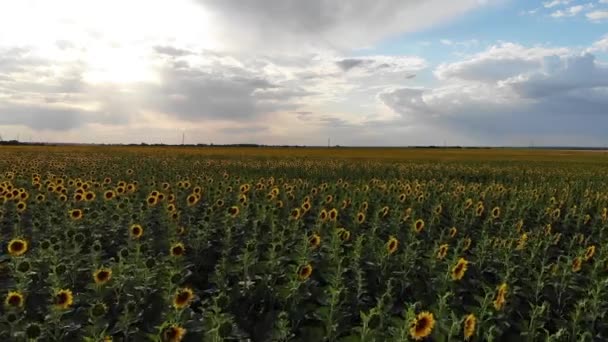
[462,237,472,251]
[318,209,328,222]
[130,224,144,239]
[386,236,399,255]
[228,206,240,217]
[449,227,457,238]
[336,228,351,242]
[572,256,582,272]
[328,208,338,221]
[69,209,83,220]
[356,212,366,224]
[170,243,186,257]
[8,238,28,257]
[290,208,301,220]
[309,234,321,249]
[172,288,194,309]
[413,219,425,233]
[463,313,476,340]
[147,195,159,207]
[93,268,112,285]
[491,206,500,219]
[437,244,449,260]
[493,283,508,310]
[54,289,74,310]
[409,311,435,341]
[298,264,313,281]
[104,190,116,200]
[16,201,27,213]
[584,245,596,261]
[5,291,24,309]
[451,258,469,281]
[475,203,484,217]
[162,325,187,342]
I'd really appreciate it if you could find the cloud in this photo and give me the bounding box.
[587,10,608,21]
[380,43,608,144]
[588,34,608,52]
[550,5,589,18]
[195,0,489,51]
[543,0,573,8]
[434,43,568,82]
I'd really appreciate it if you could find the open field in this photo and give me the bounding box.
[1,146,608,341]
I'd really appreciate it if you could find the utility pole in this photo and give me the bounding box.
[328,137,330,148]
[182,131,185,145]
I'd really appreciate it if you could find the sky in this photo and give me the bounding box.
[0,0,607,146]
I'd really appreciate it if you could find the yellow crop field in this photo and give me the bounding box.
[1,146,608,341]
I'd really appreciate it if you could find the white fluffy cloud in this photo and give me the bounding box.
[380,40,608,145]
[587,10,608,21]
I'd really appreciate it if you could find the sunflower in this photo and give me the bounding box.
[318,209,328,222]
[84,191,96,201]
[361,201,369,211]
[572,256,582,272]
[93,268,112,285]
[301,202,311,212]
[162,325,186,342]
[147,195,159,207]
[5,291,24,309]
[54,289,74,310]
[74,193,83,202]
[336,228,351,241]
[16,201,27,213]
[413,219,425,233]
[584,245,596,261]
[379,206,390,218]
[228,206,240,218]
[409,311,435,340]
[464,198,473,210]
[493,283,508,310]
[462,237,472,251]
[130,224,144,239]
[325,194,333,204]
[433,204,442,215]
[69,209,83,220]
[104,190,116,201]
[298,264,313,281]
[309,234,321,249]
[451,258,469,280]
[172,288,194,309]
[463,313,476,340]
[491,206,500,219]
[356,212,366,224]
[328,208,338,221]
[551,208,561,220]
[475,203,484,217]
[8,238,28,257]
[170,243,185,257]
[290,208,301,220]
[436,244,449,260]
[448,227,458,238]
[386,236,399,255]
[184,194,197,207]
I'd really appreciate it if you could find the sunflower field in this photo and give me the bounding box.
[2,146,608,341]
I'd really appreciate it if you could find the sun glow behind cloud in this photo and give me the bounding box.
[0,0,219,84]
